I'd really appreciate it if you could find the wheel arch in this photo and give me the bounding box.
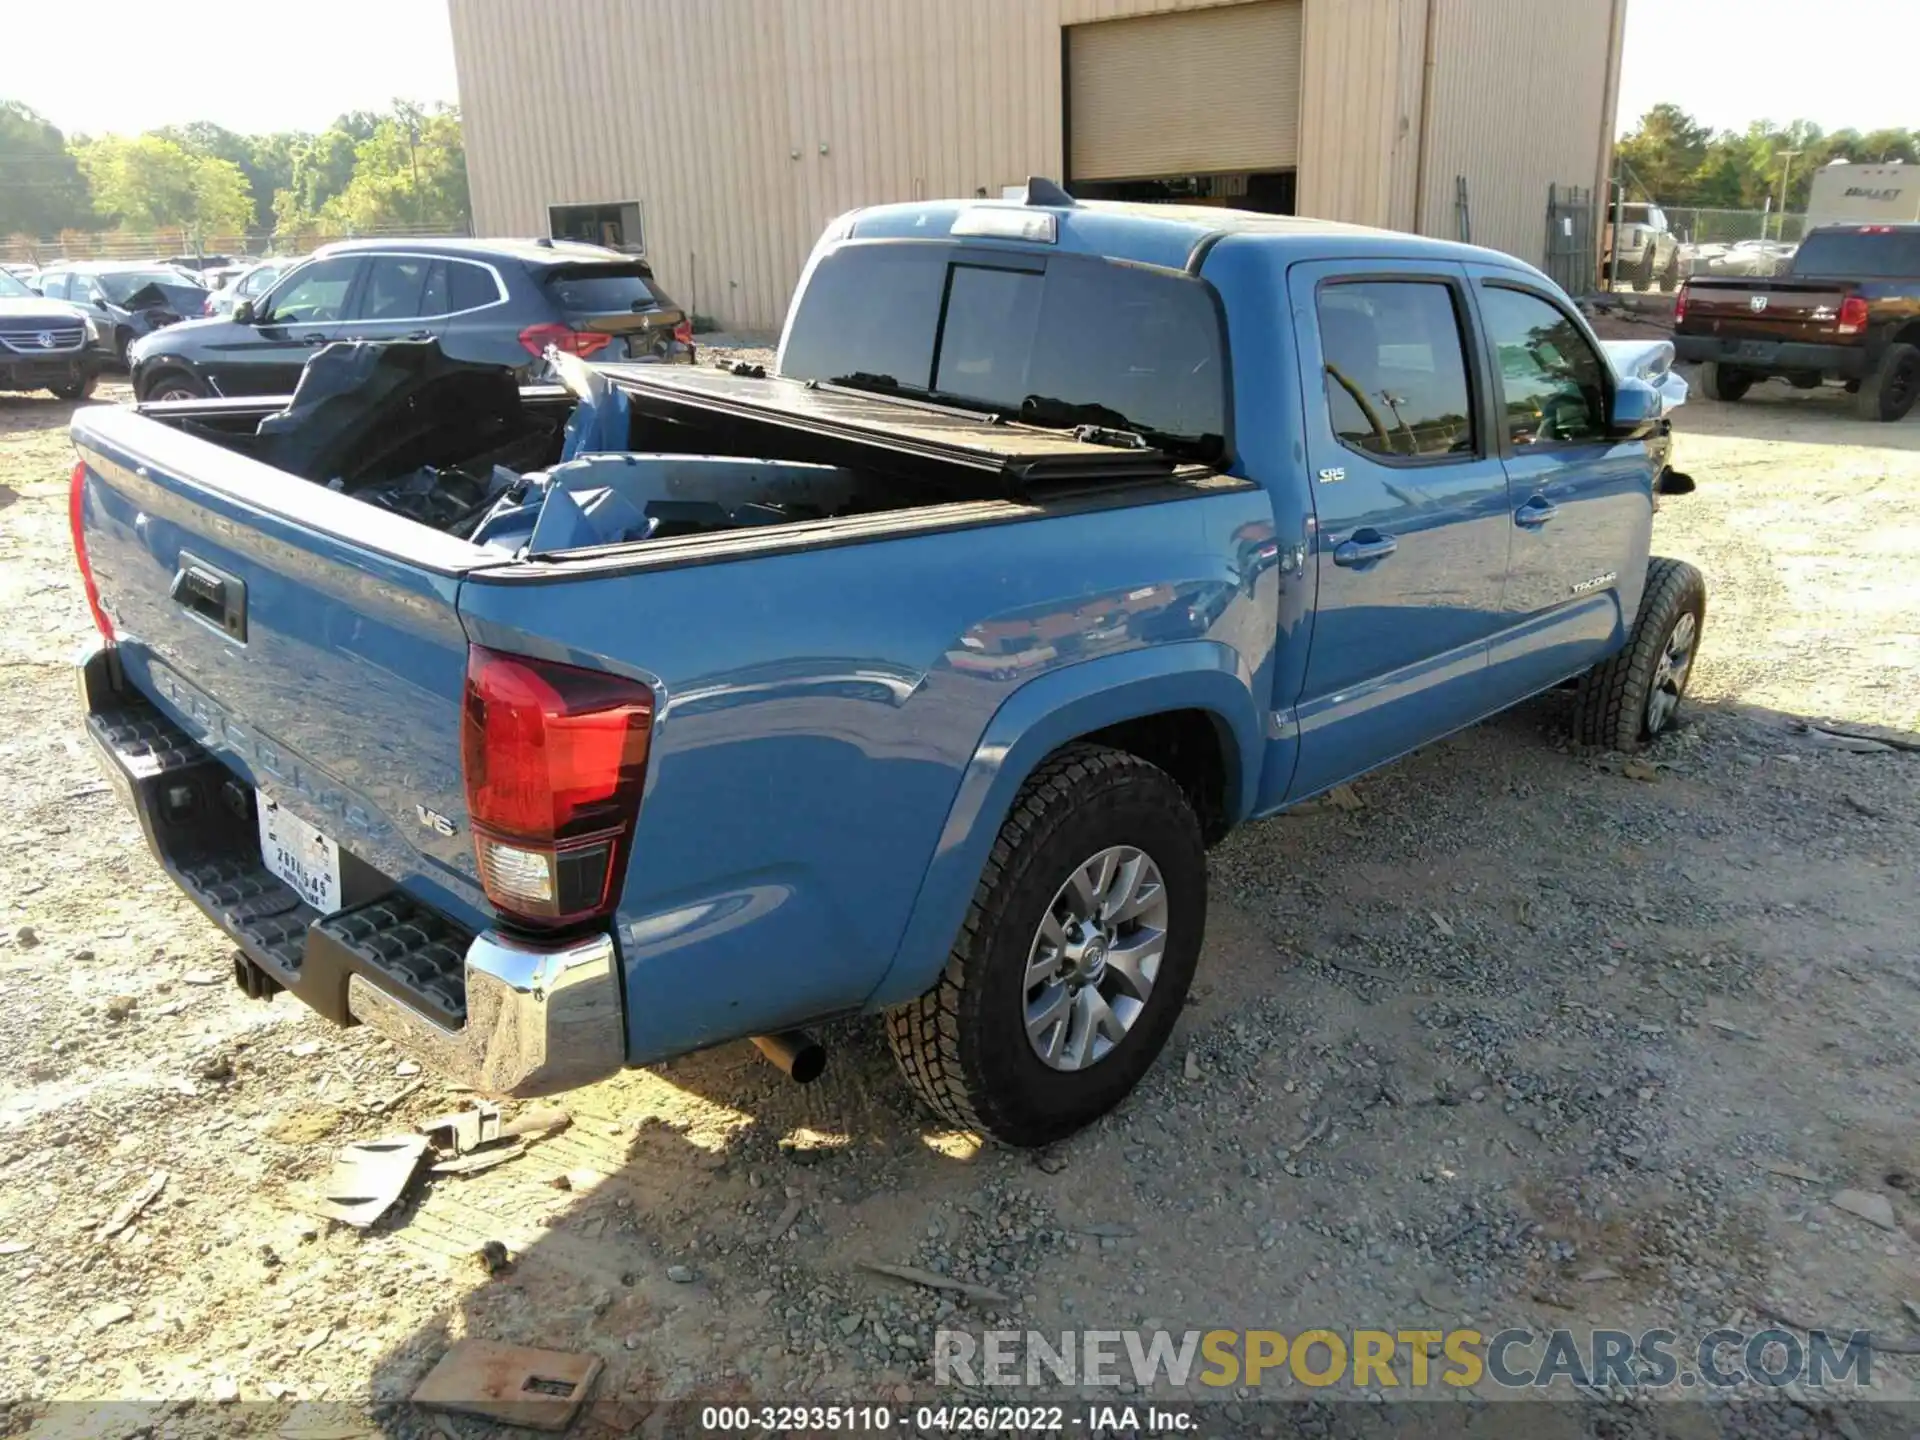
[134,357,206,403]
[865,641,1261,1009]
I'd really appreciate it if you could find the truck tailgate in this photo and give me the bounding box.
[72,403,494,949]
[1681,278,1852,341]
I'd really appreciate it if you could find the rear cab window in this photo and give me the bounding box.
[779,242,1229,464]
[1791,229,1920,278]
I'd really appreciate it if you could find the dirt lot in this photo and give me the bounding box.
[1,365,1917,1436]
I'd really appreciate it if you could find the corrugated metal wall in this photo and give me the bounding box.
[1416,0,1617,264]
[450,0,1620,330]
[1295,0,1412,230]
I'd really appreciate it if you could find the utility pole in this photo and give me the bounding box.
[1774,148,1802,241]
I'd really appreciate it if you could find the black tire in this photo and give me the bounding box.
[140,370,207,403]
[49,374,96,401]
[1853,342,1920,423]
[1699,362,1751,403]
[1788,372,1823,390]
[113,328,134,366]
[1633,245,1656,292]
[1658,251,1680,293]
[1573,557,1707,753]
[884,744,1206,1147]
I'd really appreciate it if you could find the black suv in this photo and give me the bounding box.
[129,237,694,403]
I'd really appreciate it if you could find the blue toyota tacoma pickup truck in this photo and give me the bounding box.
[69,184,1703,1146]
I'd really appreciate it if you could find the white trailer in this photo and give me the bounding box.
[1807,162,1920,227]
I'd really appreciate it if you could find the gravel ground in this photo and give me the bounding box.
[0,360,1916,1437]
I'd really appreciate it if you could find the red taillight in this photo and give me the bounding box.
[518,323,611,359]
[1673,283,1688,326]
[202,296,214,315]
[1837,295,1869,335]
[460,645,653,928]
[672,318,693,346]
[69,461,114,642]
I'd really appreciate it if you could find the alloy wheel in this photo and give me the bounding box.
[1023,845,1169,1072]
[1647,610,1697,735]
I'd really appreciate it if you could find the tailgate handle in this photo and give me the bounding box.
[170,553,247,642]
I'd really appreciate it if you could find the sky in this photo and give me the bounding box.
[0,0,1915,141]
[0,0,459,136]
[1616,0,1919,136]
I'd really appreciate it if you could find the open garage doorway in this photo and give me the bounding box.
[1069,170,1296,215]
[1064,2,1300,216]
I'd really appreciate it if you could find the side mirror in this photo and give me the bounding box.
[1609,377,1663,440]
[232,299,256,323]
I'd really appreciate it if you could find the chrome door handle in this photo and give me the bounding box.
[1333,531,1398,567]
[1515,496,1559,527]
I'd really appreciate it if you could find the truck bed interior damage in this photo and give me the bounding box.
[146,339,1195,559]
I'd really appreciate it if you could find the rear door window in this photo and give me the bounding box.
[354,256,433,320]
[1317,281,1475,461]
[782,243,1228,461]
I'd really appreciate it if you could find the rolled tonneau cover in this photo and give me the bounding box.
[596,363,1190,493]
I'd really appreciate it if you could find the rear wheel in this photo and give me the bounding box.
[113,328,134,366]
[1573,557,1707,752]
[884,744,1206,1147]
[1854,342,1920,423]
[1699,362,1751,403]
[142,370,207,403]
[1658,251,1680,293]
[48,374,96,401]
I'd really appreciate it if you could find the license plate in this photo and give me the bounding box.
[257,794,342,914]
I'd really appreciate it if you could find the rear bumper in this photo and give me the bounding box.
[1673,335,1869,378]
[77,643,626,1097]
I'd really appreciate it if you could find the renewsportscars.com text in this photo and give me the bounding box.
[934,1326,1873,1392]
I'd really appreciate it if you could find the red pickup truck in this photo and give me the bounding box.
[1673,224,1920,421]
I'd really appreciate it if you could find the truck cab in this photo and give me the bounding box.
[71,184,1700,1145]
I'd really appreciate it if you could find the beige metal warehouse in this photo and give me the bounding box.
[449,0,1627,331]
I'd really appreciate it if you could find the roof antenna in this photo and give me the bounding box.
[1022,176,1076,208]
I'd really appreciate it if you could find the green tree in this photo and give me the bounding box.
[78,134,253,242]
[275,125,364,229]
[1614,104,1713,203]
[318,104,469,232]
[0,101,94,239]
[154,121,309,235]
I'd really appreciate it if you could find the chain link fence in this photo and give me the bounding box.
[1660,207,1808,246]
[0,219,473,267]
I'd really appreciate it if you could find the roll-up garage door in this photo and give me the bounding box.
[1067,1,1302,182]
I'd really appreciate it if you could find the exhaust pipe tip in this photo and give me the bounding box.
[752,1030,826,1085]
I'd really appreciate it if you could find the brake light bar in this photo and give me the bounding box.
[69,461,115,642]
[461,646,654,929]
[518,322,612,359]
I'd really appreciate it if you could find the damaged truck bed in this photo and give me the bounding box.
[140,338,1201,562]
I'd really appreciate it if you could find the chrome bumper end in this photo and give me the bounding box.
[347,930,625,1098]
